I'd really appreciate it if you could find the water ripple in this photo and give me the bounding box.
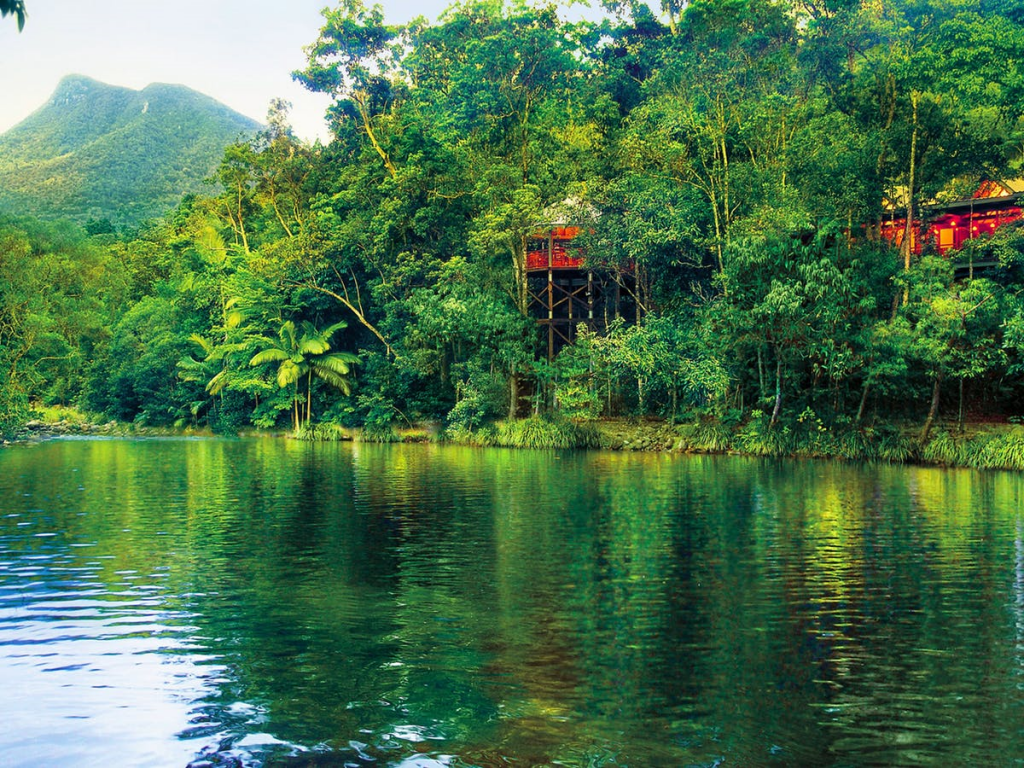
[2,441,1024,766]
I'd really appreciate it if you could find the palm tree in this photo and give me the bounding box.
[249,319,358,434]
[1,1,26,31]
[178,295,269,422]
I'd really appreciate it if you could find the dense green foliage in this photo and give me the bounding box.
[0,216,125,431]
[6,0,1024,456]
[0,75,260,225]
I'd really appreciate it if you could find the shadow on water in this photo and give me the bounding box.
[2,438,1024,766]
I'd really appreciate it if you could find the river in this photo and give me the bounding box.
[1,437,1023,766]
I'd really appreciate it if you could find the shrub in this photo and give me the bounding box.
[978,428,1024,470]
[0,388,28,438]
[735,412,795,456]
[297,422,352,442]
[449,416,600,450]
[677,422,732,453]
[360,423,402,443]
[875,430,914,463]
[921,431,968,466]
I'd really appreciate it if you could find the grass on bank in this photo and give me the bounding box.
[8,403,206,440]
[919,426,1024,469]
[27,403,97,427]
[19,404,1024,471]
[439,412,1024,470]
[447,415,601,449]
[296,421,434,443]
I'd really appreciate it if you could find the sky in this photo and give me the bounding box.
[0,0,454,143]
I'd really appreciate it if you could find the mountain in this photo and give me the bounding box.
[0,75,261,225]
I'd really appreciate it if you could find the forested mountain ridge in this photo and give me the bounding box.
[0,75,260,224]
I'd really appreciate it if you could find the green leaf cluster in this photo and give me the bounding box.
[8,0,1024,441]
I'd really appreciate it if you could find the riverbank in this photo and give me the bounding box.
[440,415,1024,471]
[1,405,207,446]
[3,418,203,445]
[8,409,1024,471]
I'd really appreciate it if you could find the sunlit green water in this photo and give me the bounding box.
[2,438,1024,766]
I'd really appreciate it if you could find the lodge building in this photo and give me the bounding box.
[525,226,636,359]
[524,181,1022,358]
[878,179,1023,258]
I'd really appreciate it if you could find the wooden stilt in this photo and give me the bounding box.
[525,227,632,360]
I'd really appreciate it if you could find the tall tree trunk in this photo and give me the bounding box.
[855,377,871,424]
[920,373,942,443]
[508,367,518,421]
[269,187,295,238]
[901,92,919,302]
[958,377,965,433]
[307,370,313,427]
[709,190,725,274]
[236,183,250,254]
[757,346,766,403]
[514,238,529,317]
[356,97,397,179]
[770,353,782,427]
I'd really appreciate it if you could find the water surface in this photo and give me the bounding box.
[1,438,1023,766]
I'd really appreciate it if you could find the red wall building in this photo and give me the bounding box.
[879,180,1024,256]
[525,226,636,358]
[525,226,584,270]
